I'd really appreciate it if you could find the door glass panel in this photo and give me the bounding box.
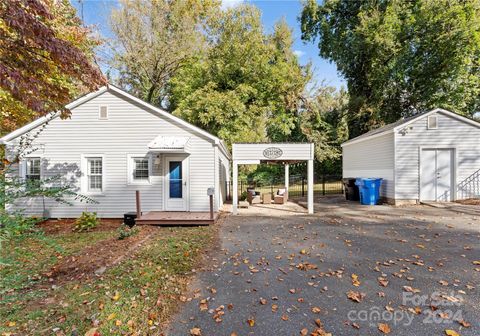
[169,161,182,198]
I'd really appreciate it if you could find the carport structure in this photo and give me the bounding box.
[232,143,315,215]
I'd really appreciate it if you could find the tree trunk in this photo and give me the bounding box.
[146,85,156,103]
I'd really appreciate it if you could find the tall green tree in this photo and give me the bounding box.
[300,85,349,172]
[169,5,310,147]
[109,0,219,107]
[301,0,480,137]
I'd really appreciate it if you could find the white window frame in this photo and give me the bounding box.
[81,154,105,195]
[21,156,42,181]
[127,154,152,185]
[99,105,108,120]
[427,115,438,129]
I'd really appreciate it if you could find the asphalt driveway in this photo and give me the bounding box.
[167,198,479,336]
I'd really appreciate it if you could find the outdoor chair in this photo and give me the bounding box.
[274,188,288,204]
[247,188,262,204]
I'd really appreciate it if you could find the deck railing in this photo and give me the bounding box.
[457,169,480,199]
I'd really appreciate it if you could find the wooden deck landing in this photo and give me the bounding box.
[136,211,218,225]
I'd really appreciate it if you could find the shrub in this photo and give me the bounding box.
[0,212,41,248]
[239,191,248,201]
[73,211,99,232]
[117,224,138,240]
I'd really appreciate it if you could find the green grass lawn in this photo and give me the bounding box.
[0,223,216,335]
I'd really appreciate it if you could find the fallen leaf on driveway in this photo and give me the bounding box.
[281,314,289,321]
[311,307,321,314]
[378,277,389,287]
[456,319,471,327]
[445,330,460,336]
[199,299,208,311]
[403,286,421,293]
[300,328,308,335]
[410,307,422,315]
[247,318,255,327]
[260,298,267,305]
[190,327,201,336]
[347,291,365,303]
[272,304,278,312]
[351,274,360,287]
[378,323,391,334]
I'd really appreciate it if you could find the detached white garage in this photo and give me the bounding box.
[342,108,480,204]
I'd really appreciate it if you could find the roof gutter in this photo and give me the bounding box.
[341,129,393,147]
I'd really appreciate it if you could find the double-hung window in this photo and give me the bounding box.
[128,155,150,184]
[133,158,149,181]
[87,157,103,192]
[25,158,41,181]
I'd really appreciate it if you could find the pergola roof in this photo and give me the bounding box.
[232,143,314,163]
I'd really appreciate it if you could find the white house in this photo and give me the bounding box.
[1,85,230,219]
[342,108,480,204]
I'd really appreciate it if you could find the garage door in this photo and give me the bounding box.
[420,149,454,201]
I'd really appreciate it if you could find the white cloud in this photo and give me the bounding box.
[221,0,245,9]
[293,50,306,58]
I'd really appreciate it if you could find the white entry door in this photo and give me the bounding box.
[164,156,188,211]
[420,149,453,201]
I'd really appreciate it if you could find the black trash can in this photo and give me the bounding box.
[343,178,360,201]
[124,212,137,227]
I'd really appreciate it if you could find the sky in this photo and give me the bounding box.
[72,0,345,89]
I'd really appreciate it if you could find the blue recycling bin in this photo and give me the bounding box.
[355,178,383,205]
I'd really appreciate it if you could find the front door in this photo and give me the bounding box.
[165,156,188,211]
[420,149,453,201]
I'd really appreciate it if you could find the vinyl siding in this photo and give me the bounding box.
[7,90,222,217]
[395,112,480,200]
[342,133,395,199]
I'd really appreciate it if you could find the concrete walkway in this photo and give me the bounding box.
[167,198,479,335]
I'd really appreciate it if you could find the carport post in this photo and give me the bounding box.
[285,163,289,200]
[307,159,314,214]
[232,161,238,215]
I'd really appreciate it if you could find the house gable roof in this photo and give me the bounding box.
[341,108,480,147]
[0,85,230,159]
